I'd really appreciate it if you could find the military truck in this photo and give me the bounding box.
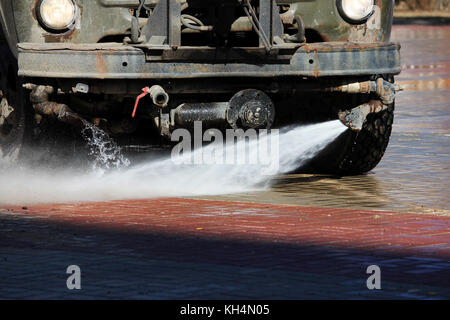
[0,0,401,174]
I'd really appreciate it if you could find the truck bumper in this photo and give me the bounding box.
[17,42,401,80]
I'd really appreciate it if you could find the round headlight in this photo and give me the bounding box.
[337,0,375,24]
[37,0,77,32]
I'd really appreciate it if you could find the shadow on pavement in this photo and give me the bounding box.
[0,212,449,299]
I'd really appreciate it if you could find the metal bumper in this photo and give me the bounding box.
[17,42,401,80]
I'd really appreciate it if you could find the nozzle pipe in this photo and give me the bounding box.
[148,85,169,108]
[338,100,388,132]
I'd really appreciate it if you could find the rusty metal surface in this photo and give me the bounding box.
[1,0,395,56]
[5,0,397,80]
[17,41,401,79]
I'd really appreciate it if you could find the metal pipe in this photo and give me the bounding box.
[24,84,85,128]
[171,102,228,127]
[338,100,388,132]
[167,89,275,131]
[148,85,169,107]
[327,79,402,105]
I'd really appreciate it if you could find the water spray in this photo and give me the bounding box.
[0,120,347,205]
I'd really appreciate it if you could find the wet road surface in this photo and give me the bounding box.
[1,198,450,299]
[201,25,450,216]
[0,25,449,300]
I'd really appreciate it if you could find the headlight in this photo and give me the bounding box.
[37,0,77,32]
[337,0,375,24]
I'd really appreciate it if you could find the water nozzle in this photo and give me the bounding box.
[339,100,388,132]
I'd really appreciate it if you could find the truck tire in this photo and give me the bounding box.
[0,45,28,164]
[312,101,394,175]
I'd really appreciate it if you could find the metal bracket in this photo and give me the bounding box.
[159,112,171,138]
[258,0,284,48]
[140,0,181,48]
[242,0,284,51]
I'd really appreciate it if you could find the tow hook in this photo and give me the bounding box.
[132,85,169,118]
[338,100,388,132]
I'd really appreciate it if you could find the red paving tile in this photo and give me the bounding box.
[1,199,449,299]
[3,198,450,258]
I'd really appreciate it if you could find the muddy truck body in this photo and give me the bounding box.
[0,0,401,174]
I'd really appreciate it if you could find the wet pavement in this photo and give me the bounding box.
[0,25,450,300]
[1,198,450,300]
[201,25,450,216]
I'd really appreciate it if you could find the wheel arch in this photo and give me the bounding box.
[0,0,19,59]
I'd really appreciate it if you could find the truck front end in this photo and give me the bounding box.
[0,0,401,174]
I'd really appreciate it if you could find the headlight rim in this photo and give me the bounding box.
[336,0,376,25]
[35,0,78,33]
